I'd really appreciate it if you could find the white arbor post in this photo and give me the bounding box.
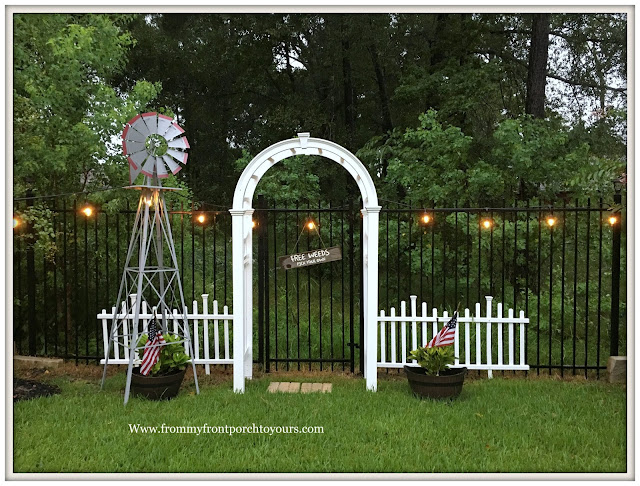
[365,206,381,391]
[361,208,368,380]
[243,209,255,380]
[230,133,380,393]
[230,209,246,393]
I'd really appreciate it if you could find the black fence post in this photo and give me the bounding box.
[348,199,355,373]
[610,190,622,357]
[257,194,265,370]
[26,189,37,356]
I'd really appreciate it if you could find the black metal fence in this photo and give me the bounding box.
[12,195,626,378]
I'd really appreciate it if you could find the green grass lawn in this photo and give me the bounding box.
[13,368,627,474]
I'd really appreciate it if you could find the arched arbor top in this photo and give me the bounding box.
[231,133,379,211]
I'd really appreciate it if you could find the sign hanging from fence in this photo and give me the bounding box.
[279,246,342,270]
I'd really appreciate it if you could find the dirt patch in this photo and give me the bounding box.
[13,378,61,402]
[12,361,616,392]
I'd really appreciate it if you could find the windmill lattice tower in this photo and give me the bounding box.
[100,112,199,404]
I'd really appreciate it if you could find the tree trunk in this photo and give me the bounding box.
[525,14,551,118]
[368,43,393,134]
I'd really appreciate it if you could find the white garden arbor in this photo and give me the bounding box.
[230,133,381,392]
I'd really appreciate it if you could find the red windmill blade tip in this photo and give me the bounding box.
[126,113,142,126]
[158,114,173,121]
[141,112,159,118]
[171,122,185,134]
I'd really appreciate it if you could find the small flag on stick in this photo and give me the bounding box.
[140,316,166,375]
[427,306,459,348]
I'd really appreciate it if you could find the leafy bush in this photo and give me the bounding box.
[408,345,456,375]
[136,332,191,376]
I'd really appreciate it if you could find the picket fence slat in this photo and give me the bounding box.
[203,294,210,375]
[99,294,234,373]
[380,310,386,364]
[497,302,503,366]
[376,295,530,375]
[400,301,407,365]
[390,307,396,364]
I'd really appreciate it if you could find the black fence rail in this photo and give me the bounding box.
[12,196,626,378]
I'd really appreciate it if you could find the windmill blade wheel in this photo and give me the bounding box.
[121,112,189,184]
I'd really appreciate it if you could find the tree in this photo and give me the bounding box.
[13,14,161,200]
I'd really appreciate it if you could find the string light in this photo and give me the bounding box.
[546,217,556,227]
[196,214,206,224]
[82,206,93,217]
[144,197,153,207]
[481,219,492,229]
[421,214,431,224]
[307,221,316,230]
[251,220,257,228]
[609,215,618,226]
[13,217,20,229]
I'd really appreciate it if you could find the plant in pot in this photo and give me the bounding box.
[404,312,467,399]
[131,330,191,400]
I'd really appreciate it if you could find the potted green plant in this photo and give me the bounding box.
[131,332,191,400]
[405,346,467,399]
[404,311,466,399]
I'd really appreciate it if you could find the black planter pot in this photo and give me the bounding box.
[404,366,467,399]
[131,367,187,400]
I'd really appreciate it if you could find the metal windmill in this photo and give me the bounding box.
[100,112,199,404]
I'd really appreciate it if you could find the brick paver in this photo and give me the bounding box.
[268,382,332,394]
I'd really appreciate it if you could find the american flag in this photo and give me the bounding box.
[140,318,166,375]
[427,312,458,348]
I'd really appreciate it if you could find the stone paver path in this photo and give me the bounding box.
[267,382,332,393]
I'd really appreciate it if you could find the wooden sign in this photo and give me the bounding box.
[279,246,342,270]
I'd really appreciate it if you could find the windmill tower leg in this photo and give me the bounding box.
[124,201,152,405]
[101,203,143,390]
[160,193,200,395]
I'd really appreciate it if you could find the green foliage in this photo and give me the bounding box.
[408,345,456,375]
[358,110,622,207]
[490,116,591,199]
[136,332,191,376]
[13,14,163,246]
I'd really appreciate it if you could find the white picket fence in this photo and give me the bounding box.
[98,294,233,374]
[377,296,529,376]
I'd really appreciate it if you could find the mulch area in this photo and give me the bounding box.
[11,361,609,400]
[13,378,61,402]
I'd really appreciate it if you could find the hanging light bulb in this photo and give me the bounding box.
[421,214,431,224]
[251,220,257,228]
[144,197,153,207]
[197,214,206,224]
[13,217,20,229]
[546,217,556,227]
[609,215,618,226]
[82,206,93,217]
[481,219,492,229]
[307,221,316,230]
